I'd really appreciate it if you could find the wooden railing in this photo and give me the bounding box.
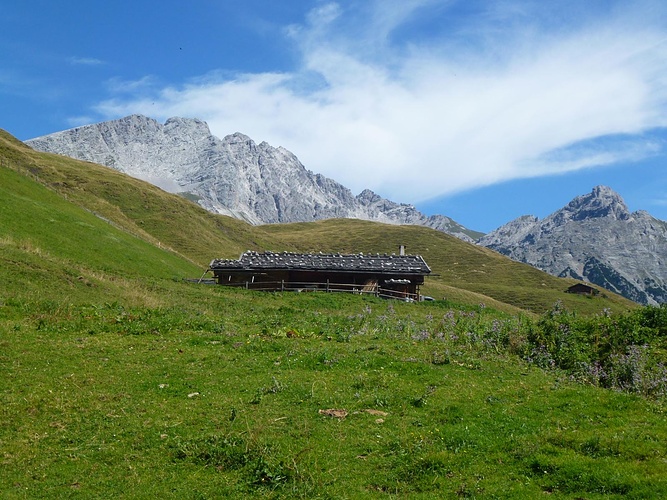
[212,280,420,301]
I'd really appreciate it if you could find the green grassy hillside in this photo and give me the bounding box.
[0,129,634,315]
[0,161,202,304]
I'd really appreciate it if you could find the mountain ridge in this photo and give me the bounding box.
[26,114,481,241]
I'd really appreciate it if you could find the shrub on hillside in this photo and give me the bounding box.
[524,302,667,399]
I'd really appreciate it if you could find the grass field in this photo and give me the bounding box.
[2,290,666,498]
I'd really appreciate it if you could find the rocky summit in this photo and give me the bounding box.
[26,115,478,241]
[478,186,667,305]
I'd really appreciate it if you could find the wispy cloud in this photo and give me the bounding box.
[69,56,105,66]
[0,68,40,97]
[65,115,99,128]
[650,197,667,207]
[92,0,667,202]
[105,75,157,94]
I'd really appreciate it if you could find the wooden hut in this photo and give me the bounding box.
[566,283,600,296]
[208,251,431,300]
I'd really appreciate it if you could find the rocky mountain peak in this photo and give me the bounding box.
[112,114,161,134]
[120,113,156,125]
[164,116,211,136]
[478,186,667,305]
[562,185,630,222]
[357,189,383,205]
[225,132,253,143]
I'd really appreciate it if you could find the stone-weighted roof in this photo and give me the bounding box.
[209,251,431,275]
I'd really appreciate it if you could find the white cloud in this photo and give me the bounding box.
[93,1,667,202]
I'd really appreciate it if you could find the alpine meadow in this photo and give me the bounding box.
[2,129,666,498]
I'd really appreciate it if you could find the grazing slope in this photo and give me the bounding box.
[0,136,202,304]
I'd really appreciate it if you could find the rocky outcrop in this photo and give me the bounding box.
[27,114,478,240]
[478,186,667,304]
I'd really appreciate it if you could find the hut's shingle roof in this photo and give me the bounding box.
[209,251,431,275]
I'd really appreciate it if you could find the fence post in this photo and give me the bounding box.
[281,280,284,292]
[245,281,248,290]
[326,279,330,293]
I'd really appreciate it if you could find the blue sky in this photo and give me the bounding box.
[3,0,667,232]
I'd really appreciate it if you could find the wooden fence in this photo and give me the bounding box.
[208,279,420,302]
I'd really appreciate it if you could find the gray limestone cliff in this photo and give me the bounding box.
[27,115,478,241]
[478,186,667,305]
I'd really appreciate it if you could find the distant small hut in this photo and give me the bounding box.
[208,250,432,301]
[566,283,600,296]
